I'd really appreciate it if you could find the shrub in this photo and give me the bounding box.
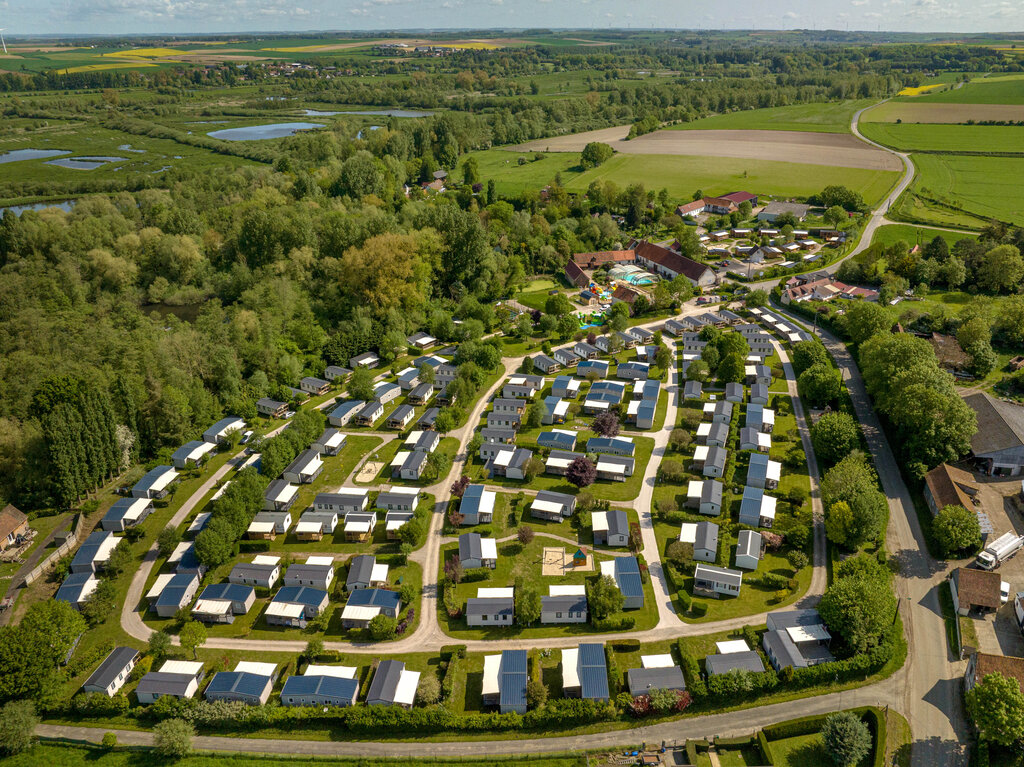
[0,700,38,756]
[417,674,441,705]
[153,718,193,758]
[101,732,118,749]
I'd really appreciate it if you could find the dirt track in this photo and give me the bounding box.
[512,126,903,171]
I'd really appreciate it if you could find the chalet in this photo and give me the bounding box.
[663,318,687,337]
[407,383,434,406]
[328,400,364,428]
[577,359,610,378]
[300,377,331,397]
[488,446,534,480]
[746,404,776,433]
[355,400,384,426]
[763,610,834,671]
[923,463,979,516]
[135,660,205,704]
[248,510,292,540]
[340,588,401,629]
[366,660,420,708]
[533,354,560,374]
[593,509,629,546]
[703,400,734,425]
[627,398,657,430]
[294,511,338,541]
[747,453,782,490]
[467,589,515,628]
[54,571,99,610]
[311,428,346,457]
[600,556,644,609]
[375,487,419,513]
[70,530,120,574]
[343,511,377,542]
[530,490,576,522]
[266,586,329,629]
[148,572,200,618]
[740,427,772,453]
[101,497,154,532]
[686,479,723,516]
[313,489,368,515]
[82,647,140,698]
[282,449,323,485]
[627,664,686,697]
[750,384,769,406]
[745,364,772,387]
[503,375,543,399]
[561,644,609,702]
[385,510,413,539]
[346,554,389,591]
[538,429,577,452]
[205,662,277,706]
[546,450,585,476]
[459,533,498,569]
[324,365,351,382]
[542,396,569,425]
[229,556,281,589]
[396,367,421,390]
[554,348,580,368]
[493,397,527,415]
[725,382,744,403]
[349,352,379,369]
[680,520,718,563]
[694,445,728,478]
[405,429,440,454]
[416,407,440,430]
[595,335,619,354]
[398,450,427,481]
[542,585,588,624]
[256,398,289,419]
[482,650,528,714]
[459,485,496,525]
[386,405,416,430]
[616,361,649,381]
[574,341,601,360]
[203,417,246,445]
[735,529,763,570]
[131,465,178,499]
[192,583,256,624]
[281,667,359,708]
[551,376,582,399]
[693,563,743,598]
[407,331,436,349]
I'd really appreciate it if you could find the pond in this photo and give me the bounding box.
[45,156,126,171]
[301,108,433,118]
[0,148,71,164]
[207,122,323,141]
[1,200,76,217]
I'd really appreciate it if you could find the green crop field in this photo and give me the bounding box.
[667,99,872,133]
[870,223,977,249]
[907,77,1024,104]
[859,122,1024,153]
[907,152,1024,225]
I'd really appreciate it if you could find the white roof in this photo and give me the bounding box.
[193,599,232,616]
[693,445,709,462]
[766,461,782,481]
[370,563,390,583]
[181,441,216,461]
[159,660,203,676]
[294,452,323,475]
[394,670,420,707]
[477,587,514,599]
[306,555,333,566]
[267,482,298,503]
[295,520,323,534]
[341,604,381,622]
[716,640,751,655]
[483,654,501,697]
[387,486,420,497]
[234,661,277,677]
[549,584,586,597]
[146,466,179,493]
[187,512,211,533]
[679,523,697,543]
[627,400,640,415]
[479,538,498,560]
[787,624,831,643]
[147,573,174,599]
[584,399,611,411]
[592,510,608,532]
[702,402,715,414]
[211,483,229,502]
[321,431,346,448]
[547,454,575,469]
[119,497,152,522]
[492,448,515,468]
[640,654,675,669]
[265,602,304,619]
[252,555,281,566]
[687,480,703,499]
[346,518,373,533]
[167,541,192,564]
[532,499,563,515]
[696,423,711,437]
[562,648,580,689]
[552,400,569,417]
[390,450,411,467]
[305,665,357,679]
[744,365,756,376]
[599,559,615,578]
[596,459,626,474]
[247,521,275,534]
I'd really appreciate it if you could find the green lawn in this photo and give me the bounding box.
[859,122,1024,153]
[768,733,840,767]
[667,99,872,133]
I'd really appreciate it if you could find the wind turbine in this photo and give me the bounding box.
[0,31,7,55]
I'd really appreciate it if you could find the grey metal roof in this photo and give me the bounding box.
[535,489,575,507]
[541,594,587,613]
[329,400,364,420]
[577,359,609,374]
[347,554,376,586]
[482,428,517,443]
[725,382,743,399]
[763,630,805,670]
[409,383,433,400]
[367,659,404,703]
[684,381,702,397]
[706,651,765,676]
[283,449,320,475]
[460,485,489,518]
[376,491,416,508]
[964,392,1024,456]
[614,557,643,598]
[694,563,743,588]
[358,400,383,418]
[706,446,728,470]
[549,450,585,464]
[459,532,483,561]
[133,465,176,494]
[347,588,400,610]
[465,597,514,618]
[272,586,328,608]
[737,529,762,560]
[694,521,719,553]
[388,405,414,423]
[136,671,197,697]
[83,647,138,690]
[71,530,115,570]
[702,480,724,506]
[264,479,293,501]
[401,450,427,472]
[606,509,628,538]
[577,643,610,700]
[282,673,358,703]
[539,431,576,450]
[285,563,334,583]
[230,560,278,580]
[751,384,769,400]
[766,608,824,630]
[416,407,440,427]
[172,440,207,462]
[627,666,686,696]
[534,354,558,367]
[499,650,527,709]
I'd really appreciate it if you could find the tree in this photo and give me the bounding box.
[368,614,398,640]
[157,526,179,558]
[105,538,133,575]
[685,359,709,382]
[792,340,830,377]
[716,352,746,386]
[811,411,859,466]
[178,621,207,659]
[433,409,456,434]
[745,289,768,308]
[417,673,441,705]
[669,428,692,452]
[818,572,896,653]
[526,678,548,708]
[821,711,872,766]
[517,525,535,545]
[425,450,452,481]
[588,574,625,620]
[933,504,982,557]
[842,302,892,345]
[824,205,847,228]
[798,363,841,408]
[347,366,375,402]
[580,142,614,169]
[515,585,542,625]
[565,456,596,488]
[451,475,471,498]
[0,700,38,756]
[545,293,573,316]
[977,244,1024,294]
[966,671,1024,746]
[592,411,620,437]
[153,718,193,759]
[148,630,172,662]
[556,313,579,339]
[818,185,865,212]
[524,402,544,430]
[302,638,324,663]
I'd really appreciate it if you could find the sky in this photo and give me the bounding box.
[4,0,1024,36]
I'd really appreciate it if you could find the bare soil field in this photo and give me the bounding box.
[863,101,1024,123]
[513,126,901,171]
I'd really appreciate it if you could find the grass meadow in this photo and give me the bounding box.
[859,122,1024,153]
[906,152,1024,226]
[667,99,873,133]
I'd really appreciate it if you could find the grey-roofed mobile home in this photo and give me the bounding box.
[459,484,496,525]
[735,529,763,570]
[313,428,346,456]
[82,647,140,697]
[281,672,359,708]
[701,446,728,478]
[135,660,205,703]
[587,436,635,457]
[256,398,289,419]
[407,382,434,406]
[530,490,576,522]
[229,556,281,589]
[386,405,416,430]
[725,382,744,403]
[693,521,719,563]
[203,416,246,445]
[459,532,498,569]
[750,384,769,405]
[493,397,526,414]
[577,359,610,378]
[284,561,335,590]
[150,572,200,618]
[101,497,154,532]
[554,348,580,368]
[346,554,384,591]
[693,563,743,598]
[627,665,686,697]
[328,400,364,428]
[538,430,577,451]
[416,407,440,429]
[373,382,401,404]
[205,669,275,706]
[324,365,351,382]
[367,660,420,707]
[71,530,119,574]
[399,450,427,480]
[705,650,765,676]
[747,453,782,490]
[533,354,560,374]
[263,479,298,512]
[131,465,178,499]
[355,400,384,426]
[466,596,514,627]
[592,509,628,546]
[313,490,368,515]
[616,361,649,381]
[541,593,588,624]
[686,479,723,516]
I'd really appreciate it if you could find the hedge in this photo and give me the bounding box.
[757,730,773,764]
[440,654,460,703]
[676,639,707,699]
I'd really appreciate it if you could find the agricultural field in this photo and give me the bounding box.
[859,122,1024,153]
[869,223,977,250]
[860,100,1024,123]
[904,152,1024,226]
[906,75,1024,104]
[667,99,873,133]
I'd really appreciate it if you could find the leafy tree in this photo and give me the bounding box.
[966,671,1024,746]
[451,475,471,498]
[745,289,768,308]
[153,718,193,758]
[592,411,620,437]
[817,185,865,212]
[368,614,398,640]
[824,205,847,228]
[301,638,324,663]
[798,363,841,408]
[685,359,709,382]
[524,402,544,430]
[517,525,535,545]
[821,711,872,766]
[417,673,441,705]
[565,456,596,488]
[842,302,892,345]
[818,572,896,653]
[81,579,117,627]
[976,244,1024,294]
[105,538,133,575]
[811,412,859,466]
[716,352,746,386]
[148,630,173,662]
[157,526,179,558]
[0,700,38,756]
[792,340,830,377]
[515,585,542,625]
[588,574,624,620]
[580,142,614,169]
[347,367,375,402]
[178,621,207,659]
[526,678,548,708]
[669,429,692,452]
[933,504,982,557]
[556,314,578,339]
[433,409,456,434]
[545,293,573,316]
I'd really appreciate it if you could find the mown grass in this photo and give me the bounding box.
[902,152,1024,226]
[869,223,977,250]
[667,99,873,134]
[909,77,1024,104]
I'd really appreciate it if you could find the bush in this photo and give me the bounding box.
[101,732,118,749]
[417,674,441,705]
[368,614,397,640]
[153,718,193,758]
[0,700,38,756]
[677,641,707,699]
[822,711,872,766]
